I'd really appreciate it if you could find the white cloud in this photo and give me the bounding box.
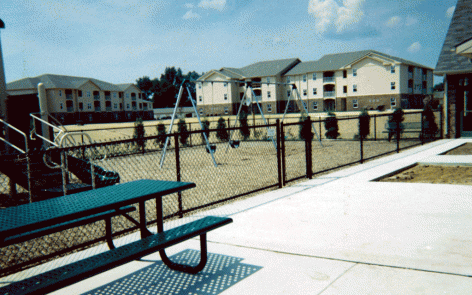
[407,42,421,53]
[183,10,200,20]
[446,6,455,18]
[185,3,194,9]
[198,0,226,11]
[308,0,365,34]
[385,16,401,27]
[405,16,418,26]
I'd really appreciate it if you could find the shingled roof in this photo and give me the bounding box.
[435,0,472,75]
[286,50,431,76]
[7,74,122,92]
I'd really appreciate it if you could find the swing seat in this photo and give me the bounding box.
[205,144,217,153]
[229,140,240,148]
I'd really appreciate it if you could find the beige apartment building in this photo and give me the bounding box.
[6,74,153,124]
[196,50,434,116]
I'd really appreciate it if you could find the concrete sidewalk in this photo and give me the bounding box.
[11,139,472,294]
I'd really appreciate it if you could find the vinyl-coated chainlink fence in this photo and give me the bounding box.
[0,109,442,277]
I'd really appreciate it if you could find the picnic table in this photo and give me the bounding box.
[0,179,232,295]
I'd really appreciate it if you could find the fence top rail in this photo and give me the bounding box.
[0,118,28,153]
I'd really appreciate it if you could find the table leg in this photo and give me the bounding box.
[139,200,152,239]
[156,197,163,233]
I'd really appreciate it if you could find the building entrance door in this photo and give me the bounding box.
[462,89,472,137]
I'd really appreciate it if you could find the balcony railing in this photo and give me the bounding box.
[106,107,112,111]
[67,107,74,112]
[323,77,335,83]
[132,106,137,111]
[408,87,413,93]
[95,107,101,112]
[94,95,100,101]
[324,91,335,98]
[66,94,73,100]
[105,95,111,100]
[251,82,261,89]
[408,73,413,79]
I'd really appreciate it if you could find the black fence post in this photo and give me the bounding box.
[305,117,313,179]
[374,115,377,141]
[174,134,183,218]
[319,117,322,141]
[360,117,364,164]
[276,119,283,188]
[396,122,400,153]
[421,110,424,145]
[281,122,286,185]
[440,109,444,139]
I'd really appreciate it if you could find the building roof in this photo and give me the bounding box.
[435,0,472,75]
[198,58,300,81]
[286,50,431,76]
[7,74,124,92]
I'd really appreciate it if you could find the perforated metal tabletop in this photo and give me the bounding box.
[0,179,195,242]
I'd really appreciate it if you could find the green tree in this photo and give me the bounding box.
[136,76,153,98]
[239,108,251,140]
[177,118,189,146]
[216,117,229,142]
[133,117,146,152]
[358,109,371,140]
[299,114,313,141]
[422,101,438,140]
[156,123,167,148]
[324,112,340,139]
[201,119,210,143]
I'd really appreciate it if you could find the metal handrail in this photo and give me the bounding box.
[0,118,28,154]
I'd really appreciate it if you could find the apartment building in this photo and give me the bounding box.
[196,58,301,116]
[6,74,153,124]
[197,50,433,116]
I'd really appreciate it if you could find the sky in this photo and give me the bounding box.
[1,0,459,85]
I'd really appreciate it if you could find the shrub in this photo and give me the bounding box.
[177,118,189,146]
[358,109,370,140]
[156,123,167,148]
[239,109,251,140]
[201,119,210,143]
[324,112,340,139]
[216,117,229,142]
[299,115,313,141]
[422,101,438,140]
[133,117,145,152]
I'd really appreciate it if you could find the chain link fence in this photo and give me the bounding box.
[0,109,442,277]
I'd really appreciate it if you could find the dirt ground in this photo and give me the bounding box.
[381,143,472,185]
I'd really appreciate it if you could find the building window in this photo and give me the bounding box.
[312,73,317,80]
[302,101,307,110]
[114,103,118,109]
[132,102,136,110]
[131,93,136,100]
[286,77,291,83]
[303,75,307,82]
[86,91,91,98]
[343,70,347,78]
[267,91,271,98]
[266,77,270,83]
[198,83,202,89]
[79,102,83,110]
[87,103,92,110]
[390,97,396,107]
[343,86,347,94]
[60,103,63,110]
[120,103,123,110]
[126,93,130,99]
[127,103,130,109]
[94,101,101,111]
[313,88,317,95]
[287,90,291,97]
[391,82,396,90]
[199,96,202,102]
[353,84,357,92]
[78,90,83,97]
[224,83,227,87]
[113,92,117,98]
[353,99,359,108]
[313,102,318,110]
[224,107,229,114]
[119,92,123,98]
[139,103,142,109]
[267,104,272,113]
[59,90,62,97]
[391,65,395,73]
[303,89,307,96]
[353,69,357,77]
[199,108,203,115]
[224,94,227,100]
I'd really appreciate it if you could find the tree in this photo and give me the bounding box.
[299,114,313,141]
[324,112,340,139]
[216,117,229,142]
[239,108,251,140]
[136,76,153,98]
[177,118,189,146]
[133,117,145,152]
[156,123,167,148]
[358,109,371,140]
[421,100,438,141]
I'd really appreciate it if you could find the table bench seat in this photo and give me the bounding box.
[0,216,232,295]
